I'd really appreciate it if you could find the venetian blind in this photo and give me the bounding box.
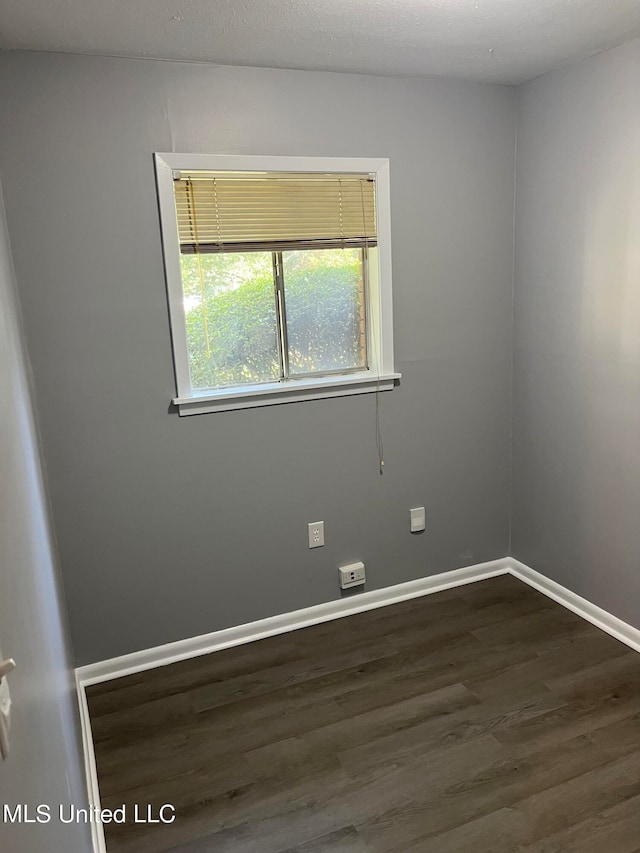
[173,171,376,254]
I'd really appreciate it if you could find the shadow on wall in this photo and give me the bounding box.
[0,186,91,852]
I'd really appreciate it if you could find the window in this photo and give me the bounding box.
[155,154,398,414]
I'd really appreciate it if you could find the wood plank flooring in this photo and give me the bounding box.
[86,575,640,852]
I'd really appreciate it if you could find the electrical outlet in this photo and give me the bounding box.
[308,521,325,548]
[339,562,366,589]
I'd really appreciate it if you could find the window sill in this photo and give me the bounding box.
[173,372,402,415]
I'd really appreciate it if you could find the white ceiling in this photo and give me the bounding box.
[0,0,639,85]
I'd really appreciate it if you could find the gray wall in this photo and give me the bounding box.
[0,52,516,665]
[512,39,640,628]
[0,187,90,850]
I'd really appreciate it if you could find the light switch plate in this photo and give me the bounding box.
[410,506,426,532]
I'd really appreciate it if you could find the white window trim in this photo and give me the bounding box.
[154,153,399,416]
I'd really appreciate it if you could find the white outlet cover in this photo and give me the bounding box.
[410,506,426,532]
[339,561,366,589]
[308,521,325,548]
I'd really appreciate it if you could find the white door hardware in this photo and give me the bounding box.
[0,653,14,760]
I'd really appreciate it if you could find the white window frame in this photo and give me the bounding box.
[155,153,399,415]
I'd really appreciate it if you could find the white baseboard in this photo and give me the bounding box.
[75,671,107,853]
[507,559,640,654]
[76,555,640,853]
[76,557,510,686]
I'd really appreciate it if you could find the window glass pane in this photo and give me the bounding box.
[180,252,280,390]
[282,248,366,376]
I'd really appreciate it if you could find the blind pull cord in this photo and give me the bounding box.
[360,180,384,474]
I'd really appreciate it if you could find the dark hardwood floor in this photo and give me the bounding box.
[87,575,640,852]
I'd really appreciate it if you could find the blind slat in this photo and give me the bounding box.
[180,237,377,255]
[173,171,376,254]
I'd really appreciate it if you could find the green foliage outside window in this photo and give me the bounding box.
[180,248,365,390]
